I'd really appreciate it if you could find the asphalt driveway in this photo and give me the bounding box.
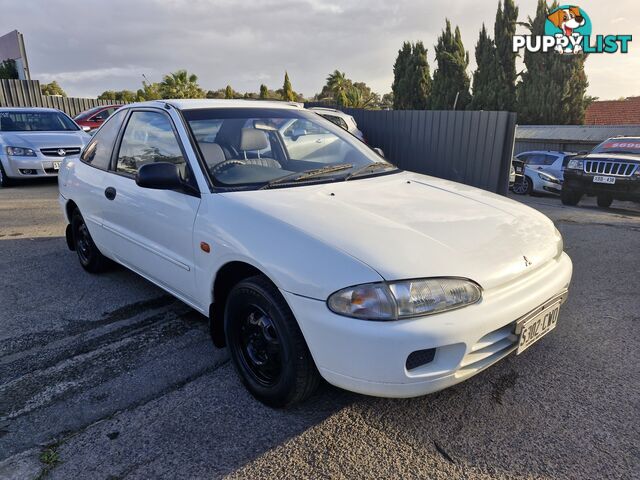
[1,179,638,479]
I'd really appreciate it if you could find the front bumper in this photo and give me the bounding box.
[0,152,72,178]
[564,171,640,200]
[532,175,562,194]
[283,252,573,398]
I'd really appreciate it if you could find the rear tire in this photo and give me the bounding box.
[71,210,109,273]
[597,194,613,208]
[0,162,14,188]
[561,187,582,206]
[224,275,319,408]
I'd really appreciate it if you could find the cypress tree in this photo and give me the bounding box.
[410,41,432,110]
[517,0,589,124]
[282,71,295,101]
[494,0,519,111]
[259,84,268,99]
[224,85,234,99]
[392,42,413,109]
[470,24,502,110]
[431,20,471,110]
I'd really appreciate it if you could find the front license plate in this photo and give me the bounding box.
[593,175,615,184]
[516,303,561,354]
[53,162,61,170]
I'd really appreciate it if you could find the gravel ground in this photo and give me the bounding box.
[0,179,638,480]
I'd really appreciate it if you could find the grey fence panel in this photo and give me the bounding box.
[0,79,126,116]
[341,108,516,194]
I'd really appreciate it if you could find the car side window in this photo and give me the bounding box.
[116,111,187,177]
[81,109,127,170]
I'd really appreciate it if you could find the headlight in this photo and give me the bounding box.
[538,172,560,184]
[566,159,584,170]
[6,146,36,157]
[327,278,482,321]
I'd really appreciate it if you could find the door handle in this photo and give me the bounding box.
[104,187,117,200]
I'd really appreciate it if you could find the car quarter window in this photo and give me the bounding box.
[81,109,127,170]
[116,110,187,177]
[320,114,348,131]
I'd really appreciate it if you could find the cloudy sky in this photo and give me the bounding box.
[2,0,638,100]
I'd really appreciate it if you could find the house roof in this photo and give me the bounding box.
[585,97,640,125]
[516,124,640,143]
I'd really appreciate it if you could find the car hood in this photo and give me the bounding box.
[227,171,560,290]
[0,131,90,150]
[581,152,640,162]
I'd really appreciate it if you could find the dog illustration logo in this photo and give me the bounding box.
[545,5,592,53]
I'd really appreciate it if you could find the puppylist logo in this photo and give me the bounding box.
[513,5,632,54]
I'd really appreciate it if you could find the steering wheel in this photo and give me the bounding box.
[210,159,246,176]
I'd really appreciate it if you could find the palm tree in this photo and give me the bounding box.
[159,70,205,99]
[326,70,350,106]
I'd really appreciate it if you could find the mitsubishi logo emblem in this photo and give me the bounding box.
[523,256,532,267]
[57,149,67,156]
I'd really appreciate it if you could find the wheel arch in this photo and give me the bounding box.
[209,260,273,348]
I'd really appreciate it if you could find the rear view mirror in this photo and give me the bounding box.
[373,147,385,158]
[290,128,307,141]
[81,126,91,132]
[136,162,182,190]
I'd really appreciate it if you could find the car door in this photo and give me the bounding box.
[100,109,201,302]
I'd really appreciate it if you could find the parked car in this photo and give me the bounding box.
[562,137,640,208]
[308,107,364,141]
[59,100,572,407]
[512,151,576,195]
[74,105,121,130]
[0,107,90,187]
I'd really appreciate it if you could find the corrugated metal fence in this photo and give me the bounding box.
[336,108,517,194]
[0,79,124,117]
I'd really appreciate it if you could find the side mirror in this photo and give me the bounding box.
[373,147,385,158]
[81,126,91,132]
[136,162,183,190]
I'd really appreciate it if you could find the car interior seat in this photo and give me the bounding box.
[238,128,281,169]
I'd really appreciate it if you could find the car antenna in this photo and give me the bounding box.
[164,102,171,110]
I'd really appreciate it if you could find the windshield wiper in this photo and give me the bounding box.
[260,163,353,189]
[345,161,396,180]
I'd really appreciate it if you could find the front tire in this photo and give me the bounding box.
[513,176,532,195]
[597,194,613,208]
[224,275,319,408]
[0,162,14,188]
[561,187,582,206]
[71,210,109,273]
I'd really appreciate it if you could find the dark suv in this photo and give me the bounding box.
[562,137,640,208]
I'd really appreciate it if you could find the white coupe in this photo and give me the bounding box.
[58,100,572,407]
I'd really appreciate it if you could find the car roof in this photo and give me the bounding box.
[309,107,351,117]
[607,136,640,141]
[123,99,303,111]
[0,107,62,113]
[517,150,576,156]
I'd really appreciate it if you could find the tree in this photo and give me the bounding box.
[41,81,66,97]
[136,80,162,101]
[494,0,519,111]
[325,70,349,107]
[259,84,268,99]
[380,92,394,110]
[431,20,471,110]
[470,24,502,110]
[282,71,295,101]
[392,42,413,109]
[0,59,18,79]
[517,0,589,124]
[98,89,137,102]
[224,85,234,99]
[158,69,205,99]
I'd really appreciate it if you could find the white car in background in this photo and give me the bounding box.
[309,107,365,141]
[512,151,576,196]
[59,99,572,407]
[0,108,90,187]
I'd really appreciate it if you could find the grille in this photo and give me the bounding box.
[584,160,638,177]
[457,323,517,375]
[40,147,81,157]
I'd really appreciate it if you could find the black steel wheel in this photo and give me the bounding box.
[224,275,319,407]
[71,210,109,273]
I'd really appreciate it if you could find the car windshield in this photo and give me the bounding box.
[0,111,79,132]
[183,107,395,189]
[592,139,640,155]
